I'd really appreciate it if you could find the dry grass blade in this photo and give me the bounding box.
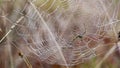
[18,52,32,68]
[0,16,24,43]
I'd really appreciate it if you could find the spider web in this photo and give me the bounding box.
[0,0,120,66]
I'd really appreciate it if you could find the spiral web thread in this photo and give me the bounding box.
[0,0,120,66]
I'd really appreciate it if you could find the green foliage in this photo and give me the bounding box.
[34,0,69,13]
[0,0,2,5]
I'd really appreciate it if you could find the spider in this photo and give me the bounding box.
[72,31,86,42]
[71,23,86,42]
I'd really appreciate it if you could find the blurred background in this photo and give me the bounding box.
[0,0,120,68]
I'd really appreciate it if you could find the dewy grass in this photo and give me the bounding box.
[29,1,69,67]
